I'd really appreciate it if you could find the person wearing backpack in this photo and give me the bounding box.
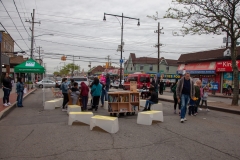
[60,78,69,112]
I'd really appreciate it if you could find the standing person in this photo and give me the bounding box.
[100,82,106,108]
[151,77,158,93]
[105,74,110,100]
[2,73,12,106]
[142,87,158,111]
[89,78,102,111]
[176,72,195,123]
[69,79,75,88]
[70,82,80,105]
[16,77,24,107]
[159,80,164,95]
[194,80,202,115]
[60,78,69,112]
[201,87,210,111]
[171,81,181,114]
[80,82,89,111]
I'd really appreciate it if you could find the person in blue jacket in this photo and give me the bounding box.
[89,77,102,111]
[60,78,69,112]
[16,77,25,107]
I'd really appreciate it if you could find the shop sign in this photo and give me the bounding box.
[216,60,240,72]
[162,74,180,79]
[177,70,215,74]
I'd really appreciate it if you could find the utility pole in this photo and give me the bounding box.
[154,22,164,74]
[26,9,40,59]
[36,46,42,64]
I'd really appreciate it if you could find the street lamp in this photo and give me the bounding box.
[103,13,140,88]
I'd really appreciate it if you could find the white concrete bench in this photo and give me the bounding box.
[68,112,93,125]
[44,100,59,110]
[67,105,82,114]
[140,100,163,111]
[137,111,164,125]
[103,101,108,110]
[90,115,119,134]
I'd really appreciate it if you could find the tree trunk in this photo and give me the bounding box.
[231,44,239,106]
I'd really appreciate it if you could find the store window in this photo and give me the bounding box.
[140,65,144,70]
[149,65,153,71]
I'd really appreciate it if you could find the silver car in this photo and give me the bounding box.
[36,80,56,88]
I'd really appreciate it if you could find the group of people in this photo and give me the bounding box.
[60,74,111,112]
[2,73,25,108]
[171,73,209,123]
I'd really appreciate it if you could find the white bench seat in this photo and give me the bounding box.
[137,111,164,125]
[68,112,93,125]
[90,115,119,134]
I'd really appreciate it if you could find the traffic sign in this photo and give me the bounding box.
[120,59,124,64]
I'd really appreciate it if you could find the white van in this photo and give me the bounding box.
[72,77,89,87]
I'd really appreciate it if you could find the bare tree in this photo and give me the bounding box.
[165,0,240,105]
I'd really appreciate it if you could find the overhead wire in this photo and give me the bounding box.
[0,0,30,49]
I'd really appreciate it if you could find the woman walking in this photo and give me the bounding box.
[89,78,102,111]
[171,81,181,114]
[2,73,12,106]
[80,82,89,111]
[60,78,69,112]
[16,77,24,107]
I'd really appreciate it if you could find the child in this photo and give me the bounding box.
[71,82,80,105]
[201,87,210,111]
[188,98,196,116]
[142,87,158,111]
[80,82,89,111]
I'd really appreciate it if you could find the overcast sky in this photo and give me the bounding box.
[0,0,226,73]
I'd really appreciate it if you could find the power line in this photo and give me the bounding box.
[12,0,30,36]
[0,0,30,49]
[0,22,30,56]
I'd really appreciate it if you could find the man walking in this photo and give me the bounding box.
[176,72,195,123]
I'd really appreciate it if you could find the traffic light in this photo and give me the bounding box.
[61,56,66,61]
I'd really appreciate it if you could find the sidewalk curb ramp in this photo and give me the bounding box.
[158,97,240,115]
[0,89,37,120]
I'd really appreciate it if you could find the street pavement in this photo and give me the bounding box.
[0,89,240,160]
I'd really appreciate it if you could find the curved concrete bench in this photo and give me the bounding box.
[137,111,164,125]
[44,100,59,110]
[90,115,119,134]
[68,112,93,125]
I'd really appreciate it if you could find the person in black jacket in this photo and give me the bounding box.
[2,73,12,106]
[143,87,158,111]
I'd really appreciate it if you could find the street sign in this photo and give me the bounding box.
[120,59,124,64]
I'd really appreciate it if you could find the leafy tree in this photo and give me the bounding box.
[53,71,60,76]
[60,63,80,76]
[165,0,240,105]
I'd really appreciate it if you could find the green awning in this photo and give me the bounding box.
[14,58,45,73]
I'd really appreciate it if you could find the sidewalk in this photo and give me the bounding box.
[0,88,37,119]
[158,91,240,115]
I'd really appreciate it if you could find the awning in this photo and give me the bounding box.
[14,58,45,73]
[177,62,216,74]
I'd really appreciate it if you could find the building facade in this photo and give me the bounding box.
[124,53,179,82]
[177,47,240,93]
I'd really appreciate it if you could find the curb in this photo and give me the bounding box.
[0,89,37,120]
[158,98,240,115]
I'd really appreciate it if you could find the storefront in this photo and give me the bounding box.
[216,60,240,92]
[161,74,180,86]
[177,62,221,93]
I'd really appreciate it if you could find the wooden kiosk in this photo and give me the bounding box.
[107,81,139,117]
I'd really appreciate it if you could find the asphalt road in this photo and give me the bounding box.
[0,89,240,160]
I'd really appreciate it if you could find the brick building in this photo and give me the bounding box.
[88,65,115,75]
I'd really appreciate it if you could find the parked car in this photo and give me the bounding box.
[112,79,124,89]
[35,80,56,88]
[55,77,62,85]
[72,76,89,87]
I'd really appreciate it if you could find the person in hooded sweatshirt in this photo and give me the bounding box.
[70,82,80,105]
[88,78,102,111]
[80,82,89,111]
